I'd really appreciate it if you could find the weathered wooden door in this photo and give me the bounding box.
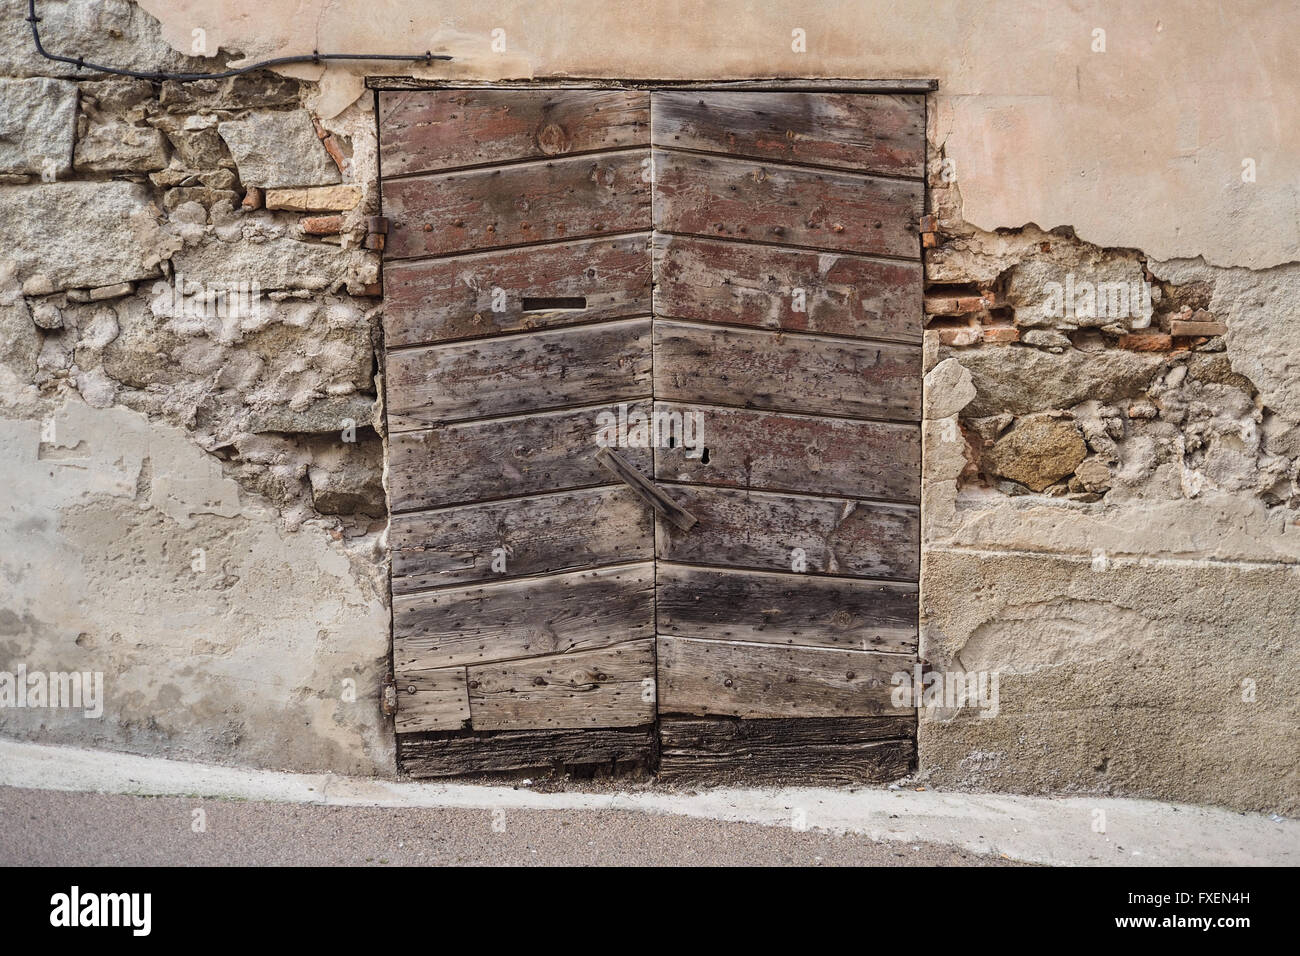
[378,87,923,781]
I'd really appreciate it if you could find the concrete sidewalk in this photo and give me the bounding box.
[1,739,1294,866]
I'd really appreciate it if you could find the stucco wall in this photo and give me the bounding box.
[2,0,1296,809]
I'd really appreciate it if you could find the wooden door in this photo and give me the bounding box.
[378,88,923,781]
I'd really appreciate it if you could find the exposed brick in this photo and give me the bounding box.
[265,185,362,211]
[1171,319,1228,337]
[300,214,343,236]
[241,186,264,210]
[1118,333,1173,351]
[983,326,1020,344]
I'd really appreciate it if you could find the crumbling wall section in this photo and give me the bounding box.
[0,0,393,774]
[919,133,1300,813]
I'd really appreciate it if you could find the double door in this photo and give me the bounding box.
[378,87,923,781]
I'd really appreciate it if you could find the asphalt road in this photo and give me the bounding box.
[0,786,1019,866]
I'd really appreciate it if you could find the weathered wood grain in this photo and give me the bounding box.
[384,234,652,348]
[467,639,655,730]
[653,234,921,342]
[656,564,917,654]
[394,563,655,670]
[379,89,650,177]
[652,91,924,177]
[653,320,921,423]
[385,151,651,259]
[657,715,915,784]
[387,402,654,512]
[653,402,920,502]
[387,318,652,430]
[656,636,906,719]
[390,486,653,592]
[595,446,696,531]
[655,486,919,581]
[652,149,922,258]
[394,666,471,733]
[397,725,655,777]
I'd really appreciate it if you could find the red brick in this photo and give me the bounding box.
[1171,319,1227,337]
[301,214,343,236]
[983,326,1020,344]
[1118,333,1173,351]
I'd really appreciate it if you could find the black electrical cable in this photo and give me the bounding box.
[26,0,450,82]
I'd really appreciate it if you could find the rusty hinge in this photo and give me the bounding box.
[919,214,939,249]
[380,672,397,717]
[364,215,389,252]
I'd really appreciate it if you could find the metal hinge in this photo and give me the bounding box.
[380,673,398,717]
[919,214,939,249]
[364,216,390,252]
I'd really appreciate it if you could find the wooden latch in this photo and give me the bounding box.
[595,446,697,532]
[364,215,390,251]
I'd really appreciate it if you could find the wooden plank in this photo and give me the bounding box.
[655,486,919,580]
[653,234,921,343]
[652,91,924,177]
[394,667,470,733]
[391,486,653,593]
[654,402,920,502]
[387,318,652,430]
[387,402,653,512]
[371,78,939,93]
[656,636,905,719]
[595,446,696,531]
[394,563,655,670]
[658,716,915,784]
[656,565,917,654]
[653,320,920,422]
[652,149,922,258]
[384,150,651,259]
[467,640,655,730]
[384,234,651,348]
[379,89,650,177]
[397,725,655,777]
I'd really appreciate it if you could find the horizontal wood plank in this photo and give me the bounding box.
[397,725,655,777]
[653,234,921,342]
[652,149,922,258]
[654,402,920,502]
[387,402,653,512]
[656,635,906,719]
[387,318,652,429]
[394,563,655,670]
[652,91,924,177]
[657,715,915,784]
[467,639,655,730]
[655,486,919,580]
[384,234,651,348]
[385,150,651,259]
[379,89,650,177]
[394,667,470,733]
[656,564,917,654]
[653,320,921,422]
[391,486,653,592]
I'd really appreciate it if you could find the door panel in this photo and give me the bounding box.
[653,233,922,342]
[650,91,925,177]
[384,234,652,347]
[384,151,651,260]
[380,87,923,781]
[652,149,922,257]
